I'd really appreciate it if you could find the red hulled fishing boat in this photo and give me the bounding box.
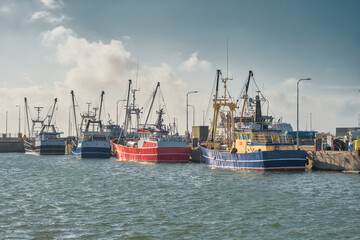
[112,80,190,163]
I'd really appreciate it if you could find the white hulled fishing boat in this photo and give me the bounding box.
[24,98,65,155]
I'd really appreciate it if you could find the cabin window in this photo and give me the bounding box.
[84,135,92,141]
[93,135,106,141]
[242,134,247,140]
[248,134,252,140]
[235,133,239,140]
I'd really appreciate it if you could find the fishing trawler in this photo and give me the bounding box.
[199,70,306,171]
[70,90,111,158]
[112,80,190,163]
[23,98,65,155]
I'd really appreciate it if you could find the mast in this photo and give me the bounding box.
[98,91,105,123]
[144,82,160,127]
[98,91,105,122]
[71,90,79,140]
[207,70,221,142]
[47,98,57,126]
[32,107,43,137]
[155,109,164,129]
[24,97,31,137]
[205,69,237,149]
[123,80,132,136]
[239,71,253,128]
[254,91,262,125]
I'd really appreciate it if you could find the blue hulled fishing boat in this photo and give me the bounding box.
[70,90,111,159]
[199,70,306,171]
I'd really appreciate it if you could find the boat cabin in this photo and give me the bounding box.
[233,129,295,153]
[82,133,108,142]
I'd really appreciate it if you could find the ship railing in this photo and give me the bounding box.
[159,135,186,142]
[252,134,267,144]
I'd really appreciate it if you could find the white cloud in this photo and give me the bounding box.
[263,78,360,134]
[320,84,360,90]
[39,26,195,132]
[123,36,132,41]
[281,78,297,88]
[21,73,33,84]
[31,11,68,24]
[0,5,12,14]
[0,85,54,134]
[42,26,135,92]
[40,0,64,9]
[179,52,211,72]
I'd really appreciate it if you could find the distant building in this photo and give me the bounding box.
[278,123,293,134]
[336,127,360,137]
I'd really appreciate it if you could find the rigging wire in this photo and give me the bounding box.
[159,87,172,128]
[117,86,129,127]
[139,91,153,123]
[251,74,276,118]
[205,72,218,126]
[235,73,276,119]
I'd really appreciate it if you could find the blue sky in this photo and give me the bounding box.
[0,0,359,135]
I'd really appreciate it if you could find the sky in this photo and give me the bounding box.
[0,0,359,136]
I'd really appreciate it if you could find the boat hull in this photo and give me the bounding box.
[71,140,111,159]
[71,146,111,158]
[36,145,65,155]
[199,146,306,171]
[113,143,190,163]
[24,141,65,155]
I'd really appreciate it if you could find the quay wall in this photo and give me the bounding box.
[0,138,25,152]
[307,151,360,171]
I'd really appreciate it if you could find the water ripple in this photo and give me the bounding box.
[0,153,359,239]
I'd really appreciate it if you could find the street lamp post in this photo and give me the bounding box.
[297,78,311,150]
[186,91,198,136]
[203,110,205,126]
[116,99,126,126]
[16,105,20,135]
[5,111,8,137]
[188,105,195,127]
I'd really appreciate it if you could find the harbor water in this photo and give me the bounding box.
[1,153,359,239]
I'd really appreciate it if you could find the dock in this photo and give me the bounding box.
[0,133,24,153]
[306,150,360,171]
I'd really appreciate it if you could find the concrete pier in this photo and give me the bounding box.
[306,151,360,171]
[0,133,24,153]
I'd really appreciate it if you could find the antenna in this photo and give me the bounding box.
[226,35,229,79]
[135,60,139,90]
[86,102,92,116]
[34,107,43,121]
